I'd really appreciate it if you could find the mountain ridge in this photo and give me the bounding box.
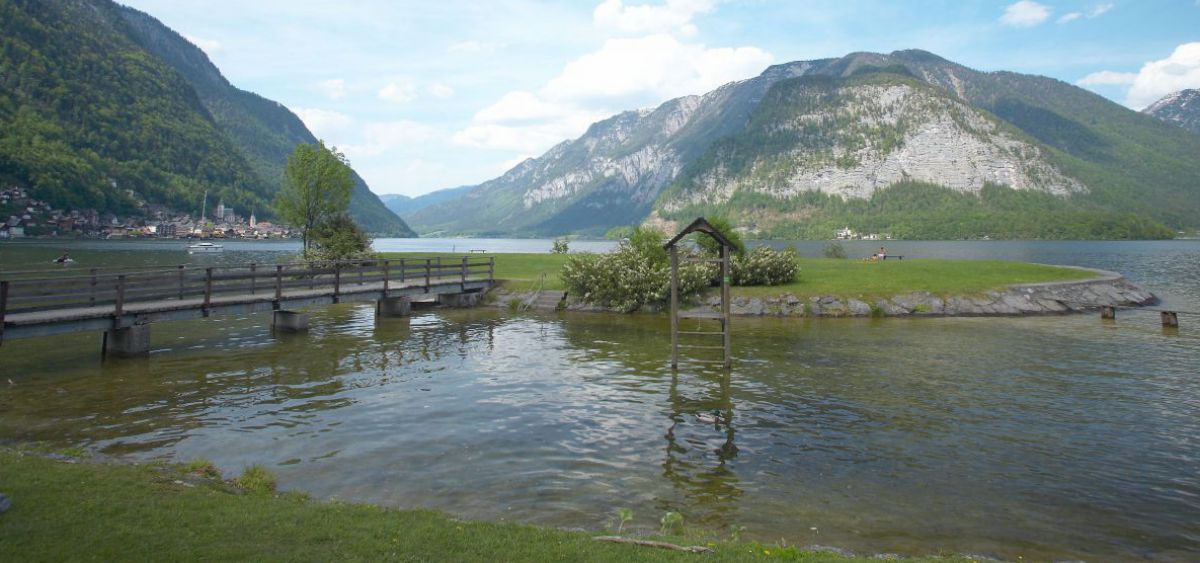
[408,49,1197,239]
[1143,89,1200,134]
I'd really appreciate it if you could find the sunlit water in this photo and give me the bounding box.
[1,239,1198,561]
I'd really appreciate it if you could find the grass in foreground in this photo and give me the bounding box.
[0,449,972,562]
[381,252,1094,300]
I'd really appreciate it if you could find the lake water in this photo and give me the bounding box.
[1,239,1198,561]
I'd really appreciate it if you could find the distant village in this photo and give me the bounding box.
[0,186,295,240]
[834,226,893,241]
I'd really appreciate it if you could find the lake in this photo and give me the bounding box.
[1,238,1198,561]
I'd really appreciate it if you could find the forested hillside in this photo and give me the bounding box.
[0,0,414,235]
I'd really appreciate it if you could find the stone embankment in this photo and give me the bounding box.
[491,267,1156,318]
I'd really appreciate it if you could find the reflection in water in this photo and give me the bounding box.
[661,370,741,527]
[2,239,1200,561]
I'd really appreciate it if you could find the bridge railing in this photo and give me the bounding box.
[0,256,495,319]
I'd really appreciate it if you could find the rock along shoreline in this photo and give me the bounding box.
[492,266,1157,318]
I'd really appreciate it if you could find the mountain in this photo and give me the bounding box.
[410,49,1198,239]
[0,0,414,236]
[381,185,475,218]
[1143,89,1200,134]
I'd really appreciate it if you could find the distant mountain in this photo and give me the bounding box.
[1143,89,1200,134]
[381,185,475,219]
[410,49,1198,239]
[0,0,414,236]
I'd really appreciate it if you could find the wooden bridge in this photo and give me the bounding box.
[0,256,495,358]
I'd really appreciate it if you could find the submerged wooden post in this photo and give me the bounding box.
[721,245,732,369]
[1101,306,1116,320]
[670,246,679,369]
[1162,311,1179,328]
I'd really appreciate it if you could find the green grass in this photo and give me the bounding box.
[381,252,1095,301]
[0,449,975,562]
[732,258,1095,300]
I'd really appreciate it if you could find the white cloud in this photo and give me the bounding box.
[183,34,222,55]
[1057,12,1081,23]
[1076,70,1137,86]
[292,107,355,141]
[1000,1,1051,27]
[1089,3,1114,17]
[345,120,439,157]
[593,0,714,37]
[449,40,501,54]
[428,83,455,98]
[457,33,771,153]
[315,78,348,100]
[378,80,418,103]
[1125,42,1200,108]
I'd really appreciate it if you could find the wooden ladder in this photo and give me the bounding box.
[669,246,731,369]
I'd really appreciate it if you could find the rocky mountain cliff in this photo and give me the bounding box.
[410,50,1199,239]
[1143,89,1200,134]
[0,0,414,236]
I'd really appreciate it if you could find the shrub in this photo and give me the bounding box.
[823,242,848,259]
[551,238,569,254]
[307,214,375,261]
[561,244,713,312]
[183,458,222,479]
[731,247,799,286]
[234,465,278,495]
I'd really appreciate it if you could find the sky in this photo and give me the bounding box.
[117,0,1200,198]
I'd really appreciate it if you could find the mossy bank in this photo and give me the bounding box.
[0,448,978,562]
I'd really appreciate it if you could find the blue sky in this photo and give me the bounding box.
[118,1,1200,197]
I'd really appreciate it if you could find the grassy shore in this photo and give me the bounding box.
[381,252,1096,300]
[0,449,974,562]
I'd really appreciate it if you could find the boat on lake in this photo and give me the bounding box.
[186,242,223,254]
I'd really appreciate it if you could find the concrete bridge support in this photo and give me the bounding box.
[272,310,309,332]
[103,325,151,359]
[437,292,481,308]
[376,296,412,317]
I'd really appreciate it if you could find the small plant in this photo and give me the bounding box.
[823,242,848,259]
[234,465,278,495]
[551,238,570,254]
[730,524,747,542]
[507,298,522,312]
[913,303,931,313]
[660,511,684,535]
[616,508,634,534]
[868,303,885,318]
[57,446,86,458]
[183,458,222,479]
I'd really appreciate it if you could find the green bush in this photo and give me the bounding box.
[306,215,375,261]
[731,247,799,286]
[561,243,713,313]
[551,238,569,254]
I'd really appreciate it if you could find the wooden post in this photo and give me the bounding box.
[721,245,732,369]
[461,256,468,292]
[249,263,257,295]
[1162,311,1179,328]
[382,260,391,296]
[399,258,406,284]
[1101,306,1116,320]
[489,257,495,284]
[0,280,8,346]
[274,265,283,307]
[203,268,213,314]
[425,259,431,292]
[89,268,98,306]
[309,261,315,290]
[115,275,127,317]
[177,265,185,301]
[670,246,679,369]
[333,262,341,303]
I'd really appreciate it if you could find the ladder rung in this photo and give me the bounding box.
[676,344,724,350]
[679,311,724,320]
[677,331,724,336]
[678,358,731,365]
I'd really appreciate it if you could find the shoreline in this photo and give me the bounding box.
[492,266,1157,317]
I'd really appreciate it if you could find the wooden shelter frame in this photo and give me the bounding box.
[663,217,734,369]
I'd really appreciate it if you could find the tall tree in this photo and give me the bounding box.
[276,141,353,251]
